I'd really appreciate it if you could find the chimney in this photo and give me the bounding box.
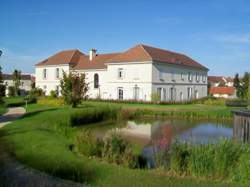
[89,49,97,61]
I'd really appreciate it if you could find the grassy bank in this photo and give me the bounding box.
[0,103,246,186]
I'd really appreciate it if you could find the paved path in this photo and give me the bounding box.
[0,107,26,128]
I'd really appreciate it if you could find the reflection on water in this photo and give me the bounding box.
[88,119,233,168]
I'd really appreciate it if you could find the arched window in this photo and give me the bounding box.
[94,73,99,88]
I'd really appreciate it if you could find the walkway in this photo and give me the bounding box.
[0,107,26,128]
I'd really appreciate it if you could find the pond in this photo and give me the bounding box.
[83,118,233,168]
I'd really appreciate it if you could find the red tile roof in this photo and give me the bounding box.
[36,44,208,70]
[107,44,208,70]
[36,50,84,66]
[210,87,235,95]
[3,73,32,80]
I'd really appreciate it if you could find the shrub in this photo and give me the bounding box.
[7,86,15,97]
[226,99,248,107]
[0,84,6,97]
[75,129,103,157]
[30,88,45,97]
[69,106,120,126]
[234,147,250,181]
[37,98,64,107]
[102,131,136,168]
[49,90,57,98]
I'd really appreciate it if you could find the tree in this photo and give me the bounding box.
[247,74,250,104]
[242,72,250,99]
[60,72,88,107]
[0,66,5,97]
[12,69,21,96]
[234,73,242,98]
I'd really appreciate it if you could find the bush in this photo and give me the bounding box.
[7,86,15,97]
[75,129,103,157]
[102,131,136,168]
[49,90,57,98]
[234,147,250,181]
[37,98,64,107]
[226,99,248,107]
[30,88,45,97]
[0,84,6,97]
[69,106,120,126]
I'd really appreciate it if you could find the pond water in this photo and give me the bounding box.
[84,118,233,168]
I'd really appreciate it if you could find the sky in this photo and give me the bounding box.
[0,0,250,77]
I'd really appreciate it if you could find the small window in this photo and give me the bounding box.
[181,73,184,80]
[118,68,124,79]
[196,73,200,82]
[21,82,24,86]
[202,75,206,82]
[171,71,175,81]
[159,71,163,80]
[94,73,99,88]
[180,92,183,101]
[133,85,140,100]
[187,87,192,99]
[43,69,47,79]
[56,68,60,79]
[188,72,193,82]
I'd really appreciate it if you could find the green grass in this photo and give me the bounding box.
[0,103,248,186]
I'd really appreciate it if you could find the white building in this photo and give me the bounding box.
[35,44,208,101]
[3,74,34,96]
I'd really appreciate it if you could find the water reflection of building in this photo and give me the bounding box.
[233,110,250,143]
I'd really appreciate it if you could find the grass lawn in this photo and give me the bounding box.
[0,103,247,186]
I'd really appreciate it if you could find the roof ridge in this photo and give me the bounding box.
[140,44,184,56]
[138,44,153,61]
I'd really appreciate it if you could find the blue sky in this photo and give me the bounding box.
[1,0,250,76]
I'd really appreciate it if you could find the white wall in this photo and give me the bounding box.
[35,65,70,95]
[152,62,208,101]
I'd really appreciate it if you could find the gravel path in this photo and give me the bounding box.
[0,107,26,128]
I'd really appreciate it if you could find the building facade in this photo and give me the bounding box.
[35,44,209,101]
[3,74,34,96]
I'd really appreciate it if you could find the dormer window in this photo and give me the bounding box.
[118,68,124,79]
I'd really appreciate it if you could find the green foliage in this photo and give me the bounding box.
[69,106,120,126]
[12,69,21,96]
[29,88,45,97]
[49,90,57,98]
[75,129,103,157]
[60,72,88,107]
[8,86,16,97]
[37,97,64,106]
[151,92,160,102]
[102,131,136,168]
[0,84,5,97]
[225,99,248,107]
[234,73,242,98]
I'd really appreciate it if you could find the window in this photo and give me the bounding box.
[43,85,47,95]
[133,85,140,100]
[170,87,176,101]
[118,87,123,100]
[118,68,124,79]
[202,74,206,82]
[180,92,183,101]
[43,69,47,79]
[56,68,60,79]
[188,72,193,82]
[171,71,175,81]
[159,71,163,80]
[181,73,184,80]
[196,73,200,82]
[21,82,24,86]
[195,90,199,99]
[187,87,192,99]
[157,88,162,100]
[94,73,99,88]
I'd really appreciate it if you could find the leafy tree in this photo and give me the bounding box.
[234,73,242,98]
[0,66,5,97]
[12,69,21,96]
[60,72,88,107]
[242,72,250,99]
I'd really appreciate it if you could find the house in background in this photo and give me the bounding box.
[35,44,209,102]
[209,87,237,99]
[208,76,234,87]
[3,73,34,96]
